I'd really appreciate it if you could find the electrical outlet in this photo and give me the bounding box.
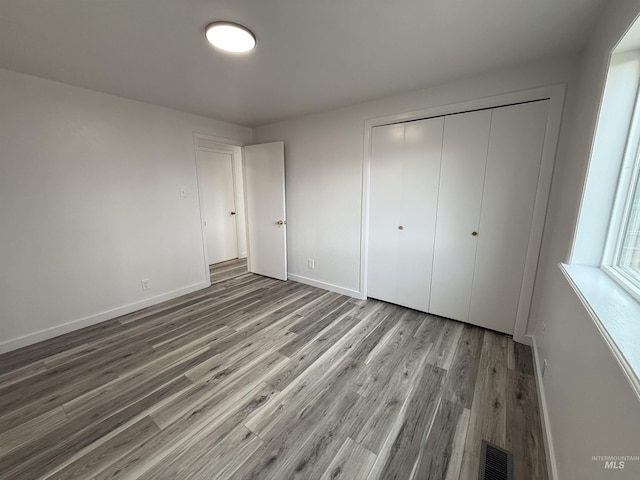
[308,258,315,269]
[141,278,151,291]
[542,359,548,378]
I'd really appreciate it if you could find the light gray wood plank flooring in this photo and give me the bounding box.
[0,273,547,479]
[210,258,248,284]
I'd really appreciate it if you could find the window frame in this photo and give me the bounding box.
[602,82,640,303]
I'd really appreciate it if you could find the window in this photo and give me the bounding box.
[602,78,640,302]
[617,166,640,279]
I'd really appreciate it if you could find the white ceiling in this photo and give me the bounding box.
[0,0,604,127]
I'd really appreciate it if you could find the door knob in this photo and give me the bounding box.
[398,226,404,230]
[230,211,236,215]
[472,231,478,236]
[276,220,286,225]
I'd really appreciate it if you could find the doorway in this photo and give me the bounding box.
[194,134,248,279]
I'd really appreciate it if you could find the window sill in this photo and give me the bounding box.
[560,263,640,400]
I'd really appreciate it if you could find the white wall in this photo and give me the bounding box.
[0,67,251,353]
[529,0,640,478]
[255,56,579,295]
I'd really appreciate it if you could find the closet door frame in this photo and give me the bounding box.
[360,84,566,345]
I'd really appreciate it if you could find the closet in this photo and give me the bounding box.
[367,100,549,334]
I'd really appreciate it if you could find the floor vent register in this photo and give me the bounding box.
[478,440,514,480]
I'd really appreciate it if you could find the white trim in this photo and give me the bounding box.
[515,334,533,347]
[0,281,210,354]
[241,149,252,273]
[193,135,212,280]
[193,132,247,147]
[197,146,237,155]
[602,264,640,303]
[362,85,566,129]
[530,334,560,480]
[288,273,362,298]
[360,84,566,342]
[513,86,566,343]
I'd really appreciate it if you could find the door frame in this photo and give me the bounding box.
[193,133,247,282]
[360,85,566,344]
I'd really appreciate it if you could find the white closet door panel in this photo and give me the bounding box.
[396,117,444,311]
[367,124,404,304]
[469,101,549,333]
[430,110,491,322]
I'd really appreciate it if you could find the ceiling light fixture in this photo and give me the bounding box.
[205,22,256,53]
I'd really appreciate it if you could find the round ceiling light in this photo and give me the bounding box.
[205,22,256,53]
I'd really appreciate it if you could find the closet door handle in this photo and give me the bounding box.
[398,226,404,230]
[472,231,478,236]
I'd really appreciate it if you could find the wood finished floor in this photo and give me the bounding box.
[0,270,548,480]
[209,258,248,285]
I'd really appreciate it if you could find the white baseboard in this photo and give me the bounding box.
[529,334,559,480]
[0,280,210,354]
[287,274,362,298]
[514,331,533,346]
[239,252,248,259]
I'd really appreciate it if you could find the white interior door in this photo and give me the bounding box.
[244,141,287,281]
[430,110,491,322]
[198,151,239,264]
[469,101,549,333]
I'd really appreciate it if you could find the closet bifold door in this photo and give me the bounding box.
[429,110,491,322]
[368,124,403,306]
[468,100,549,333]
[367,117,443,312]
[397,118,443,311]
